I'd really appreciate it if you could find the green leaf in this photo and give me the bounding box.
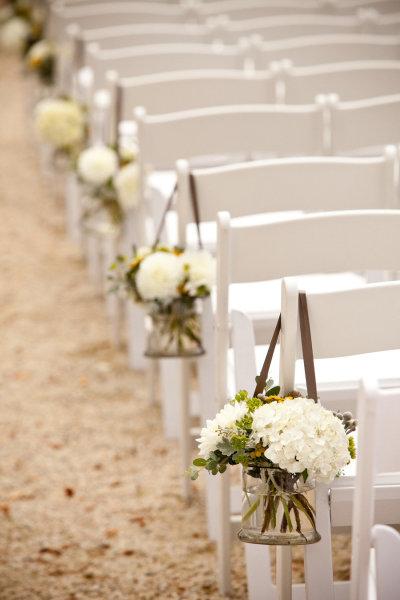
[242,498,260,522]
[193,458,207,467]
[266,386,281,397]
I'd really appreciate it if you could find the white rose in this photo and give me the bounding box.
[0,17,29,51]
[114,163,139,211]
[78,145,118,186]
[34,98,85,148]
[136,251,183,301]
[181,250,216,295]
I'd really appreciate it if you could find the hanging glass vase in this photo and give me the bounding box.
[145,299,205,358]
[238,466,321,546]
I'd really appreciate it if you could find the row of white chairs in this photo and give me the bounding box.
[81,35,400,90]
[49,0,400,41]
[68,11,400,52]
[47,5,400,599]
[102,60,400,131]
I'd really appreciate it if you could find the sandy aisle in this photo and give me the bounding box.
[0,55,349,600]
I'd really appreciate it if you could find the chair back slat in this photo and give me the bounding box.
[118,71,275,118]
[86,43,240,85]
[331,94,400,153]
[181,152,398,226]
[260,34,400,66]
[137,104,324,171]
[227,211,400,284]
[284,60,400,103]
[290,280,400,359]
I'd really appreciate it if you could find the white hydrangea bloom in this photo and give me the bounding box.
[136,252,183,300]
[181,250,216,295]
[0,17,29,51]
[252,397,350,483]
[34,98,85,148]
[197,401,248,459]
[78,145,118,186]
[114,163,139,210]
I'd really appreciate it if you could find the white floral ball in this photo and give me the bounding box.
[35,98,85,149]
[181,250,216,294]
[252,397,350,483]
[27,39,53,66]
[136,252,183,301]
[78,145,118,186]
[197,401,248,459]
[114,163,139,211]
[0,17,29,51]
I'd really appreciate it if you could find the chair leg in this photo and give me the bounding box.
[126,301,147,371]
[245,544,276,600]
[217,473,232,595]
[179,359,191,503]
[65,173,82,245]
[159,359,183,439]
[86,232,102,293]
[276,547,292,600]
[146,359,158,405]
[304,484,335,600]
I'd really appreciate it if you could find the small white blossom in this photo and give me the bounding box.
[34,98,85,149]
[181,250,216,295]
[78,145,118,186]
[197,401,248,459]
[136,252,183,301]
[114,163,139,210]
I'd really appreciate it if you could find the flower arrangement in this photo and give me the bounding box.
[0,0,45,55]
[34,96,87,166]
[111,246,216,356]
[189,380,356,544]
[77,143,139,227]
[26,39,55,86]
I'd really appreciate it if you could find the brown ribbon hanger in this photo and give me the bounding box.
[189,172,203,251]
[253,292,318,402]
[152,172,204,250]
[152,181,178,248]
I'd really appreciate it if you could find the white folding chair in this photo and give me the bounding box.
[215,212,400,596]
[328,93,400,155]
[48,2,197,41]
[280,60,400,104]
[255,34,400,67]
[105,69,276,143]
[85,42,244,87]
[350,377,400,600]
[175,150,398,428]
[221,12,400,42]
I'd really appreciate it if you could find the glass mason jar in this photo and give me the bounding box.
[238,466,321,546]
[144,299,205,358]
[81,196,121,237]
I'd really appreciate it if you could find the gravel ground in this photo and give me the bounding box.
[0,54,350,600]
